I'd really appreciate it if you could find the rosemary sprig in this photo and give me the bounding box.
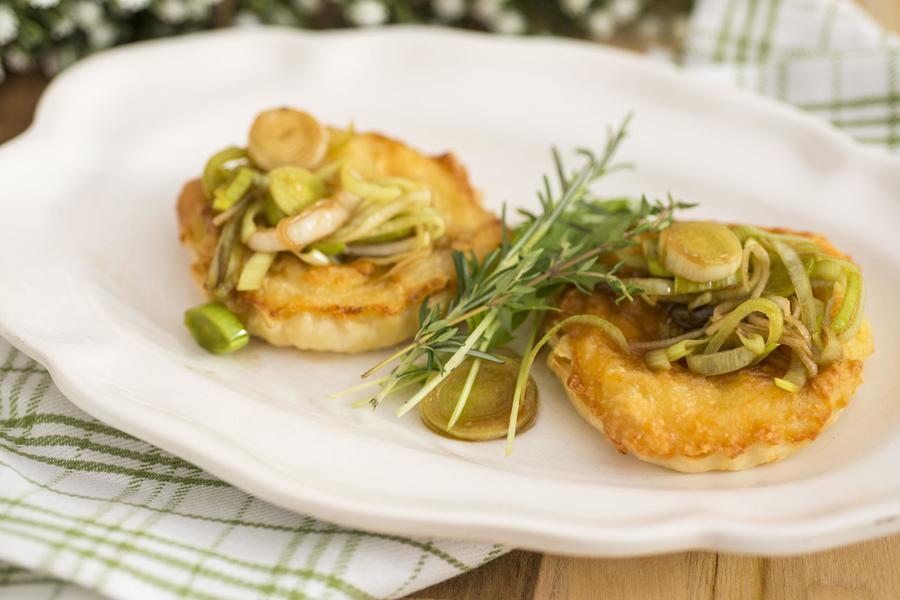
[350,116,690,452]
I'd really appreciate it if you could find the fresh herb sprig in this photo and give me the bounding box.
[346,117,690,452]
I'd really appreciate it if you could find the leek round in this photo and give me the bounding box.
[419,356,538,441]
[659,221,742,283]
[248,108,328,171]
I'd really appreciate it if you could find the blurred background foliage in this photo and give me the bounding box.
[0,0,693,81]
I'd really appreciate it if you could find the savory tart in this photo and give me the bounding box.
[547,223,873,472]
[178,108,501,353]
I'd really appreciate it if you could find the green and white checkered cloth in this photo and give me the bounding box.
[0,342,504,600]
[685,0,900,151]
[2,1,898,599]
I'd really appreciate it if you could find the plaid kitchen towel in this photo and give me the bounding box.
[0,341,504,600]
[2,1,899,599]
[685,0,900,150]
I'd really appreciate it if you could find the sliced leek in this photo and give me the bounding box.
[248,108,328,171]
[830,270,861,334]
[262,194,286,227]
[237,252,276,291]
[202,146,246,198]
[772,240,819,339]
[184,303,249,355]
[241,200,264,243]
[212,167,255,212]
[644,349,672,371]
[686,346,757,376]
[774,352,807,393]
[419,355,538,441]
[659,221,742,282]
[643,239,673,277]
[666,338,708,361]
[737,331,765,355]
[625,277,674,296]
[269,166,326,216]
[705,298,784,354]
[605,221,864,387]
[340,163,404,202]
[673,273,739,295]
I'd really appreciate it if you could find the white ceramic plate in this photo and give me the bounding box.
[3,26,900,557]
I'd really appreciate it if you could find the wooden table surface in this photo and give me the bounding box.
[2,2,898,598]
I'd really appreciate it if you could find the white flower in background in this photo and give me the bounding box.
[28,0,60,8]
[587,9,614,39]
[346,0,389,27]
[492,10,526,35]
[560,0,592,18]
[473,0,502,22]
[71,1,103,28]
[610,0,641,23]
[0,5,18,46]
[89,21,117,48]
[432,0,466,22]
[118,0,151,12]
[158,0,189,23]
[52,16,76,38]
[293,0,322,14]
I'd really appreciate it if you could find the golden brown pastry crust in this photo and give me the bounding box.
[547,229,874,472]
[177,130,501,353]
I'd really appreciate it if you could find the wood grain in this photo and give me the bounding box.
[1,2,899,599]
[0,73,47,143]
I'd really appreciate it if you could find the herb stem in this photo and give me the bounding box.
[396,310,498,416]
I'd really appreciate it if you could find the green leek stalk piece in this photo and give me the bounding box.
[241,200,264,243]
[340,163,403,201]
[184,302,249,354]
[268,166,327,216]
[666,338,708,361]
[205,208,245,298]
[774,352,807,393]
[262,194,286,227]
[354,227,415,244]
[831,271,861,334]
[202,146,246,198]
[237,252,276,291]
[772,240,819,340]
[212,167,256,212]
[737,331,766,355]
[309,240,347,255]
[705,297,784,355]
[644,349,672,371]
[643,239,673,277]
[816,328,843,366]
[686,346,757,376]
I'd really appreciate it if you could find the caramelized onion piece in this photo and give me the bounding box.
[246,192,360,253]
[248,108,328,171]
